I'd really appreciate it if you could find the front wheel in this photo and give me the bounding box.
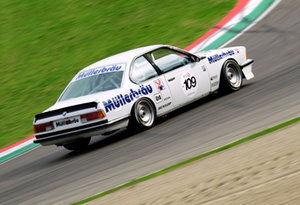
[220,59,243,92]
[129,98,156,131]
[63,137,91,151]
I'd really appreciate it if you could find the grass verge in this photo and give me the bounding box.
[0,0,237,149]
[73,116,300,204]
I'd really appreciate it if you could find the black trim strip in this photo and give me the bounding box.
[34,117,129,145]
[143,54,163,75]
[241,59,254,68]
[35,119,108,140]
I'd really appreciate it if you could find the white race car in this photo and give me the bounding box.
[33,45,254,150]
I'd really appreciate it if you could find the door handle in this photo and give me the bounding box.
[168,77,175,82]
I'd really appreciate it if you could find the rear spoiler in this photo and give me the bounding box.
[34,102,98,121]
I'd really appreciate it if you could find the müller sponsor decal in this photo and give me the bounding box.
[103,85,153,112]
[56,118,79,127]
[208,50,235,64]
[75,64,125,80]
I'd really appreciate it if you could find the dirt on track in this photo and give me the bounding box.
[86,121,300,205]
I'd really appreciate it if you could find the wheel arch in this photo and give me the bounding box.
[130,96,157,117]
[223,57,245,78]
[128,96,157,130]
[219,58,243,92]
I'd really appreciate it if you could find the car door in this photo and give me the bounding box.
[148,48,210,108]
[130,55,173,114]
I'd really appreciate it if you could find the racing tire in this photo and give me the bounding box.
[129,98,156,131]
[63,137,91,151]
[220,59,243,92]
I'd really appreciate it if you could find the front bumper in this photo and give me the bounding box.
[241,59,254,80]
[34,117,129,146]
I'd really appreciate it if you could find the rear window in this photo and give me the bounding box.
[59,64,124,101]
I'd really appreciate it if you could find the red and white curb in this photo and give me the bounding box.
[222,0,281,49]
[185,0,250,52]
[0,0,280,164]
[187,0,281,52]
[0,135,37,163]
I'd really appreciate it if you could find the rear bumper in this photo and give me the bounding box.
[34,117,129,146]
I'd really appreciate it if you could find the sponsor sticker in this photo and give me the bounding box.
[102,85,153,113]
[154,93,163,103]
[211,81,219,87]
[54,116,80,128]
[75,64,125,80]
[158,102,171,110]
[154,79,165,91]
[210,75,219,88]
[210,75,218,81]
[207,50,235,64]
[164,96,171,101]
[181,72,197,97]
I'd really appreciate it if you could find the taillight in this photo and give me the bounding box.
[80,110,106,123]
[34,122,53,133]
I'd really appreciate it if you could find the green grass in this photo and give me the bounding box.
[73,117,300,204]
[0,0,237,148]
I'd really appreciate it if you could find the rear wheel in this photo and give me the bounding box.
[63,137,91,151]
[129,98,156,131]
[220,59,243,92]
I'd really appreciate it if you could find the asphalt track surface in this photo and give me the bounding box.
[1,1,300,204]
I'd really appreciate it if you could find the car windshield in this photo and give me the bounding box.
[59,71,123,101]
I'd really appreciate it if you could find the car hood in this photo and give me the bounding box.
[194,47,238,57]
[194,49,216,57]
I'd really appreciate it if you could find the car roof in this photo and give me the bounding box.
[80,45,163,72]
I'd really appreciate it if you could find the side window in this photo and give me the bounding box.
[148,48,192,73]
[130,56,158,83]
